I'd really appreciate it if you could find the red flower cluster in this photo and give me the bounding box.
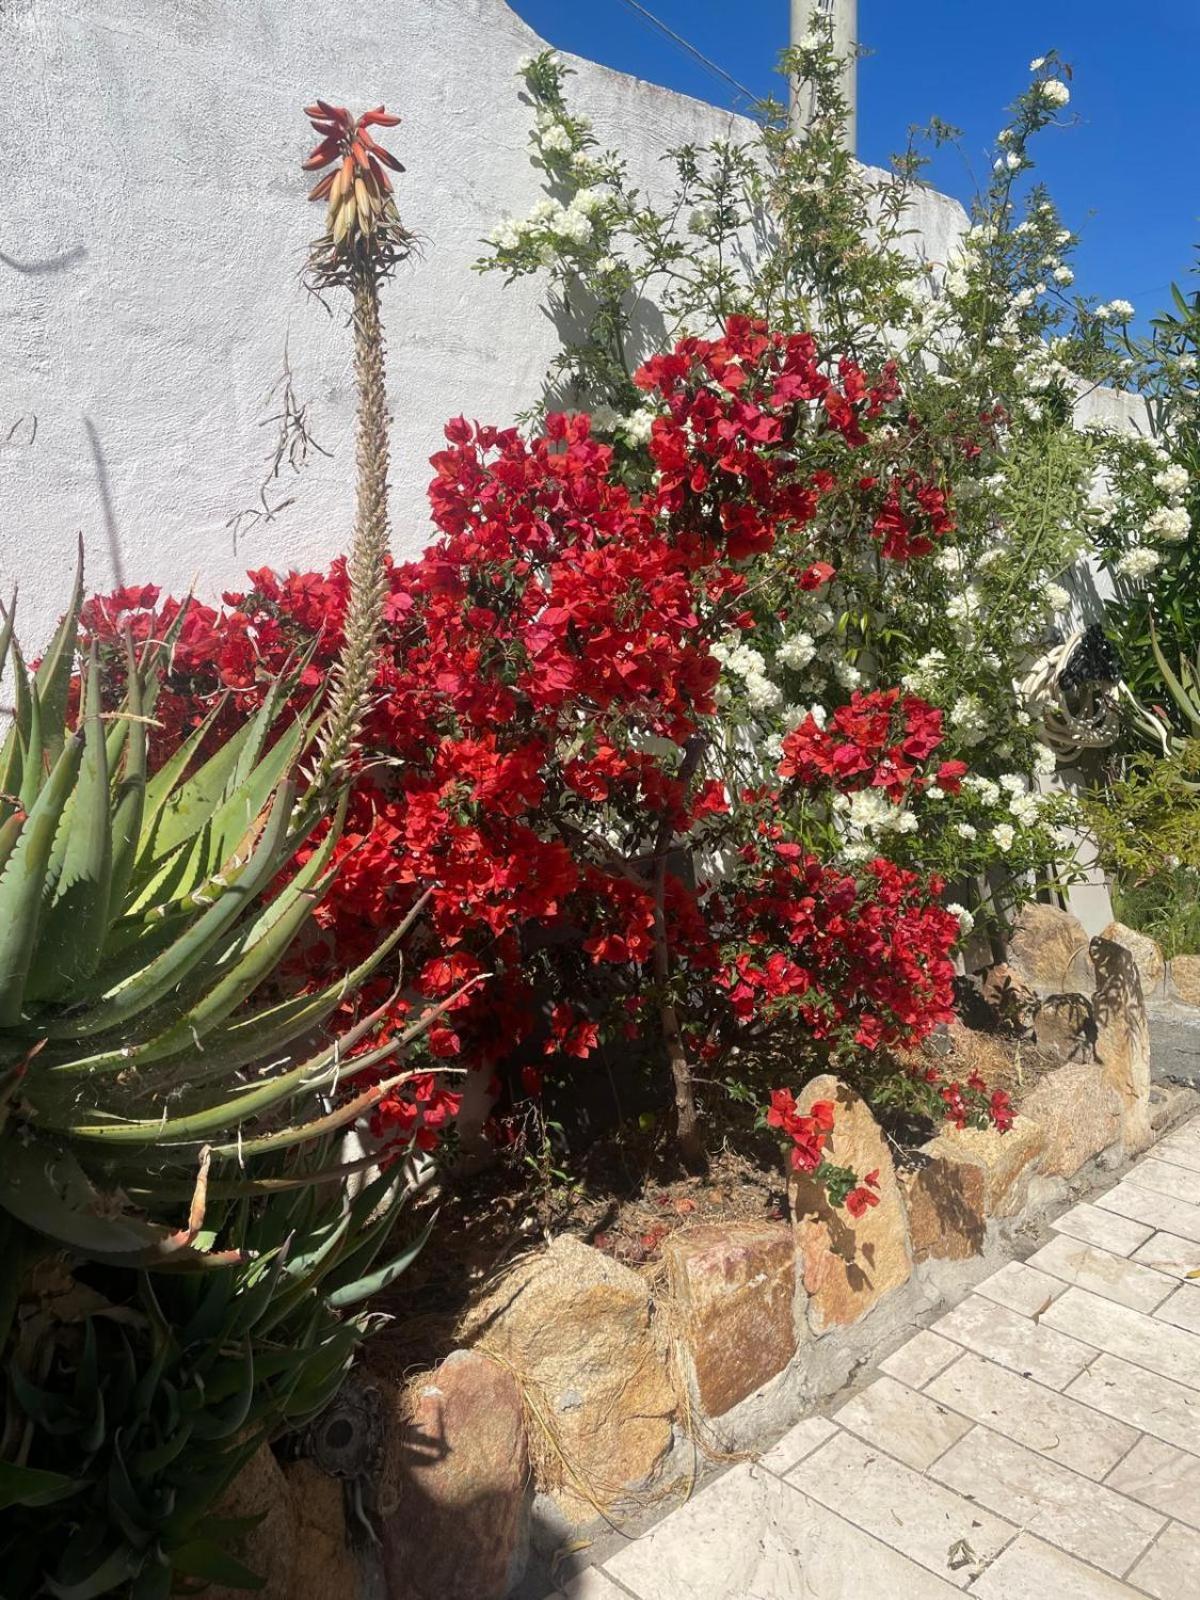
[78,322,999,1188]
[766,1090,835,1172]
[778,689,968,803]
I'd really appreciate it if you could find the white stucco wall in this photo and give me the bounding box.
[0,0,972,653]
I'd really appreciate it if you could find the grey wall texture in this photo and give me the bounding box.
[0,0,979,651]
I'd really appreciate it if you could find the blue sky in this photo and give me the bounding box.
[506,0,1198,332]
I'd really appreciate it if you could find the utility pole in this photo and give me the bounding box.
[789,0,857,153]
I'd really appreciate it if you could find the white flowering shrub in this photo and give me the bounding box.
[475,36,1154,932]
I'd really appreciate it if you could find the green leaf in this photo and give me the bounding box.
[0,1459,78,1510]
[169,1539,265,1590]
[28,647,115,1000]
[326,1213,434,1308]
[0,727,84,1024]
[33,542,83,766]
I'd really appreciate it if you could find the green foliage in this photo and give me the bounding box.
[0,569,433,1595]
[1112,868,1200,961]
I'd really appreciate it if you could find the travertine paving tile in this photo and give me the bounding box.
[974,1260,1065,1318]
[789,1429,1015,1588]
[969,1532,1144,1598]
[1096,1181,1200,1245]
[1051,1201,1154,1256]
[930,1425,1163,1576]
[1153,1128,1200,1174]
[562,1574,629,1600]
[1042,1285,1200,1391]
[1132,1229,1200,1281]
[1126,1156,1200,1208]
[1068,1352,1200,1455]
[1026,1233,1175,1313]
[881,1328,961,1389]
[833,1375,971,1471]
[931,1293,1096,1390]
[1154,1283,1200,1335]
[1105,1434,1200,1530]
[1126,1519,1200,1599]
[601,1462,963,1599]
[757,1413,838,1476]
[925,1352,1138,1480]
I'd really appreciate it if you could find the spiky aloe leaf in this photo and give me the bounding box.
[0,729,84,1025]
[32,542,84,766]
[1149,612,1200,731]
[0,1136,240,1268]
[0,1461,78,1511]
[107,637,148,917]
[27,649,114,1001]
[36,778,298,1042]
[326,1213,435,1309]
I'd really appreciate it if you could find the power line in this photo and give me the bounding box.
[612,0,761,108]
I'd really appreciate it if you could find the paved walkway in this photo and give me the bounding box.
[548,1115,1200,1600]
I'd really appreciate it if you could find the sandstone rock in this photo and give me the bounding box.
[205,1443,297,1600]
[1169,954,1200,1008]
[1100,921,1166,998]
[380,1350,531,1600]
[663,1222,796,1418]
[1033,992,1097,1063]
[1005,903,1091,994]
[900,1157,986,1262]
[284,1460,360,1600]
[1021,1060,1122,1178]
[789,1077,912,1335]
[462,1236,675,1514]
[1091,936,1153,1155]
[921,1115,1046,1219]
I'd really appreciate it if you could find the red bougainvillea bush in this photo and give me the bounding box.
[81,320,1014,1200]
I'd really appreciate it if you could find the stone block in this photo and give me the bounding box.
[1021,1060,1122,1178]
[922,1115,1046,1219]
[1033,992,1097,1063]
[1005,903,1092,994]
[1099,921,1166,998]
[462,1236,675,1514]
[1168,954,1200,1008]
[900,1156,986,1262]
[205,1443,297,1600]
[1091,936,1153,1155]
[380,1350,532,1600]
[663,1221,796,1419]
[284,1460,360,1600]
[789,1076,912,1335]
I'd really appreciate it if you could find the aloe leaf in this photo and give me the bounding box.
[44,1546,139,1600]
[188,1336,255,1441]
[108,638,148,916]
[37,777,298,1041]
[133,696,229,869]
[17,679,45,812]
[0,1135,238,1268]
[169,1539,265,1592]
[0,1460,79,1511]
[33,542,83,765]
[29,649,114,1000]
[326,1213,434,1309]
[0,728,84,1024]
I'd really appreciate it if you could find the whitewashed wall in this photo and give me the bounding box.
[0,0,970,653]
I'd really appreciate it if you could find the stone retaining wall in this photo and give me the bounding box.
[222,909,1200,1598]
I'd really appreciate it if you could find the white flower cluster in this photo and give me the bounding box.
[711,637,782,712]
[1095,299,1135,322]
[1116,546,1161,580]
[778,630,817,671]
[949,694,990,746]
[487,188,605,256]
[619,406,658,446]
[901,649,948,697]
[1039,79,1070,107]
